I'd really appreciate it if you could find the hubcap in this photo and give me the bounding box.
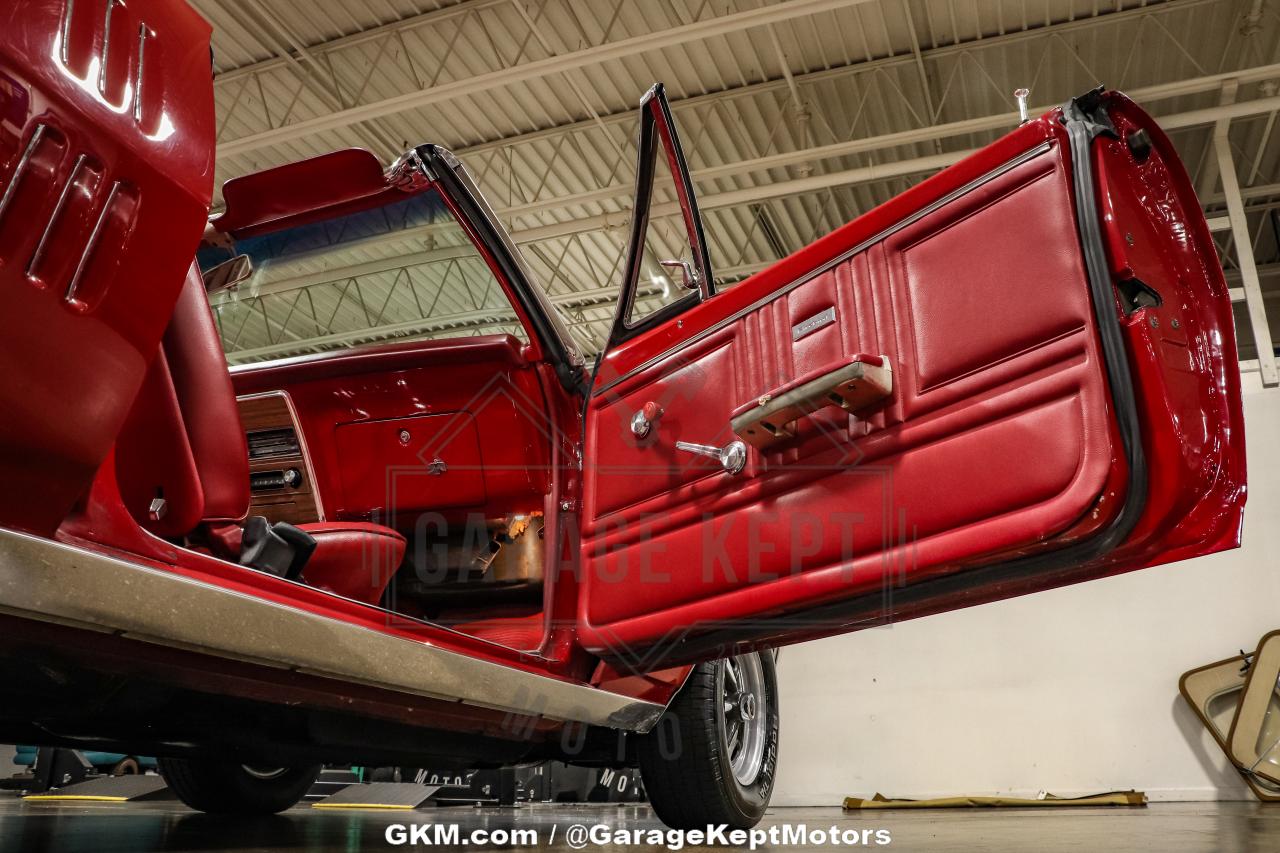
[720,654,768,786]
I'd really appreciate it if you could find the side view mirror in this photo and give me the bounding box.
[659,258,701,290]
[201,254,254,296]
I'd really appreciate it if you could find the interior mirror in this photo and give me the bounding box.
[1180,654,1280,801]
[201,254,254,296]
[1227,630,1280,786]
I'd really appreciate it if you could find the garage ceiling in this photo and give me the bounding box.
[195,0,1280,376]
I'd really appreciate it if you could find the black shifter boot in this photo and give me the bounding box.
[239,516,317,580]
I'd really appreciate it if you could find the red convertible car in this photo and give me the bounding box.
[0,0,1245,829]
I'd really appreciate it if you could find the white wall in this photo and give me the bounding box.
[774,373,1280,806]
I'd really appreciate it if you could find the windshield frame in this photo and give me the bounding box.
[413,145,585,393]
[202,145,585,393]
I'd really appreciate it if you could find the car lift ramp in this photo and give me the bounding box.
[311,782,443,810]
[23,774,170,802]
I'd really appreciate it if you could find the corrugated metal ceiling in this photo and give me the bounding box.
[193,0,1280,364]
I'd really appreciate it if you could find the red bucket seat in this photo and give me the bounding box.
[116,264,405,605]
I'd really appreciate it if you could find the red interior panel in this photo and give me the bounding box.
[579,95,1244,661]
[894,170,1088,394]
[115,350,206,540]
[164,266,251,524]
[588,328,743,519]
[211,149,389,236]
[579,133,1117,650]
[231,336,552,531]
[335,412,487,515]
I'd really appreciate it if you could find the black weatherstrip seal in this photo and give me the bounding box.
[638,87,1151,667]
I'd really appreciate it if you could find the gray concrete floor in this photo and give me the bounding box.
[0,799,1278,852]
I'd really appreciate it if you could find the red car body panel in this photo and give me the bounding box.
[0,0,1245,763]
[579,94,1243,661]
[0,0,214,536]
[211,148,391,236]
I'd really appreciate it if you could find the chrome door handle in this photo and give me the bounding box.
[674,440,747,475]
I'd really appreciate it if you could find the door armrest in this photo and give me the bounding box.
[730,354,892,450]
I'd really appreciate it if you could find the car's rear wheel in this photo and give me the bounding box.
[636,652,779,830]
[158,757,320,814]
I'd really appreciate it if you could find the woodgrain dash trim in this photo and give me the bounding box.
[236,391,326,522]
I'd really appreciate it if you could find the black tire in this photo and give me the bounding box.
[636,652,779,830]
[108,756,140,776]
[158,757,320,815]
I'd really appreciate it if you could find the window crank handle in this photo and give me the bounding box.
[674,440,747,475]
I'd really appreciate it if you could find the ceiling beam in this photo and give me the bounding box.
[214,0,1221,156]
[238,76,1280,300]
[209,0,1229,213]
[226,85,1280,362]
[226,0,404,159]
[237,251,1280,364]
[216,0,879,160]
[225,255,773,363]
[452,0,1224,158]
[213,0,511,83]
[495,67,1280,221]
[502,90,1280,244]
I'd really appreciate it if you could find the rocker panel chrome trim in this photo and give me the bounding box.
[0,528,663,732]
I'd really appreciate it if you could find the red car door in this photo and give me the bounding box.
[0,0,214,537]
[578,85,1245,668]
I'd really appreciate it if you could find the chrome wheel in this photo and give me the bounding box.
[721,654,768,786]
[637,650,778,830]
[241,765,288,780]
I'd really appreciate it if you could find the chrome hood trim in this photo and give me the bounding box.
[0,528,663,732]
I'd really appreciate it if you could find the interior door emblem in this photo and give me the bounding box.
[792,307,836,341]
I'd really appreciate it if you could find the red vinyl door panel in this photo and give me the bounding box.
[579,93,1244,666]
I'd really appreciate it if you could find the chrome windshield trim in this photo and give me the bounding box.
[0,528,663,732]
[433,147,585,371]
